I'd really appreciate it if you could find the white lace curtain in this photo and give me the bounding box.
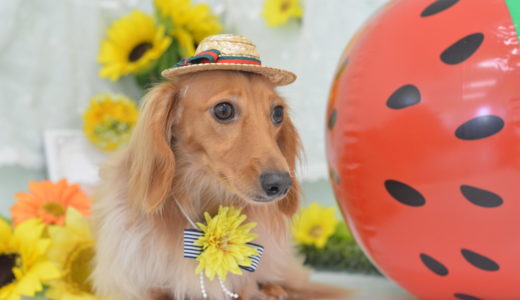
[0,0,387,181]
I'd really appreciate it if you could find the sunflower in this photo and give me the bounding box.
[0,218,60,300]
[11,179,91,226]
[261,0,303,27]
[45,208,99,300]
[98,10,172,81]
[83,93,139,151]
[292,202,339,248]
[154,0,222,56]
[194,206,259,281]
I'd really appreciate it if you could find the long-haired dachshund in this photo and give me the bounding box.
[92,35,348,300]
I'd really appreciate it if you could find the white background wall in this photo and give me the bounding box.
[0,0,388,216]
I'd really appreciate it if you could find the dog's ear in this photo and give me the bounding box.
[127,81,178,213]
[277,114,302,216]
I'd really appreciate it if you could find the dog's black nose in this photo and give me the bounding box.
[259,171,292,198]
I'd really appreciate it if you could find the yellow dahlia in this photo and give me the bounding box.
[194,206,258,281]
[11,179,91,226]
[98,10,172,81]
[0,218,60,300]
[292,202,339,248]
[83,93,139,151]
[154,0,222,56]
[261,0,303,27]
[45,208,99,300]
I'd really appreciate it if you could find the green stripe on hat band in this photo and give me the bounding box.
[506,0,520,42]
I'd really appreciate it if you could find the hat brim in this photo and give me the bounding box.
[161,63,296,86]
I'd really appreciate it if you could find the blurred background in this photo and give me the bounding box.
[3,1,518,299]
[0,0,388,215]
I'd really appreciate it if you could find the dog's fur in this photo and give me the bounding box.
[92,71,347,300]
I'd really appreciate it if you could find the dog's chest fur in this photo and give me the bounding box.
[93,192,295,300]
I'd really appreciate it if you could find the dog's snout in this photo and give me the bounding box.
[259,171,292,199]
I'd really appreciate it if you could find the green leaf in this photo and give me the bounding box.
[0,215,11,225]
[297,222,381,275]
[34,285,49,297]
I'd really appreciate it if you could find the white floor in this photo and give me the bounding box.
[313,272,415,300]
[21,272,413,299]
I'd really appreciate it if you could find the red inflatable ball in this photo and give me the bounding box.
[326,0,520,299]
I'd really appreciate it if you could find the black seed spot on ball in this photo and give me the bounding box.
[455,115,504,140]
[461,249,499,271]
[387,84,421,109]
[335,57,349,80]
[441,33,484,65]
[385,180,426,207]
[328,109,337,130]
[329,168,340,185]
[420,253,449,276]
[460,185,503,208]
[421,0,460,17]
[454,293,482,300]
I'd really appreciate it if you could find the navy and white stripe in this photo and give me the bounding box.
[239,243,264,272]
[183,229,264,272]
[184,229,204,259]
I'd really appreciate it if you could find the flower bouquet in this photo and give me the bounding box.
[1,179,98,300]
[98,0,222,90]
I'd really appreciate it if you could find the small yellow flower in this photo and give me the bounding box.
[194,206,258,281]
[45,208,100,300]
[154,0,222,56]
[292,202,339,248]
[261,0,303,27]
[98,10,172,81]
[82,93,139,151]
[0,218,60,300]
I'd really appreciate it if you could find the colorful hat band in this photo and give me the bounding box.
[173,49,262,68]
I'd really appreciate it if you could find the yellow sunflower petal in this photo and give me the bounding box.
[262,0,302,27]
[98,10,171,80]
[194,206,260,282]
[292,202,339,248]
[83,93,138,151]
[46,207,100,298]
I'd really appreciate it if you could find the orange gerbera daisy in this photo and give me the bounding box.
[11,179,91,226]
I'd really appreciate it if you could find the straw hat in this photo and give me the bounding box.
[161,34,296,86]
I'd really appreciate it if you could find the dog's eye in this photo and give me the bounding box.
[271,105,284,125]
[213,102,235,122]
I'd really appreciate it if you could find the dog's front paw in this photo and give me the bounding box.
[258,283,289,300]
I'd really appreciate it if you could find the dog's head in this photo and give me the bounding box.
[126,70,301,215]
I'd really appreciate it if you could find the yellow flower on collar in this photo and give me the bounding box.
[194,206,259,281]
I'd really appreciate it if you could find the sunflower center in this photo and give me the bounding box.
[280,0,291,12]
[128,42,153,62]
[95,117,130,137]
[0,253,19,288]
[42,201,66,217]
[64,243,95,293]
[309,225,323,238]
